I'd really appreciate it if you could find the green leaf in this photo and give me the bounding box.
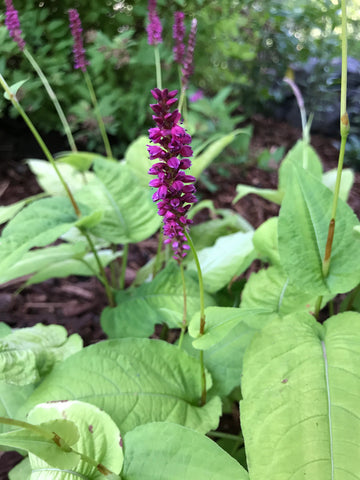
[278,163,360,295]
[0,324,83,385]
[0,197,81,274]
[27,159,93,195]
[322,168,354,202]
[0,382,34,434]
[76,158,161,244]
[0,419,79,470]
[101,262,215,338]
[241,265,320,316]
[25,248,122,286]
[124,135,150,188]
[0,193,47,226]
[56,151,101,171]
[252,217,280,265]
[8,457,31,480]
[21,338,221,435]
[240,311,360,479]
[233,185,283,205]
[0,323,11,338]
[187,231,255,293]
[27,401,123,479]
[184,308,276,396]
[278,139,323,191]
[4,79,28,100]
[122,422,249,480]
[191,130,247,179]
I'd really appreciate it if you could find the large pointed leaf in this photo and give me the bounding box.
[75,158,161,244]
[21,338,221,435]
[101,262,215,338]
[240,311,360,479]
[0,324,82,385]
[0,193,47,225]
[278,163,360,295]
[252,217,280,266]
[0,382,34,434]
[27,401,123,479]
[322,168,354,202]
[122,422,249,480]
[124,135,149,188]
[0,197,82,274]
[187,231,255,293]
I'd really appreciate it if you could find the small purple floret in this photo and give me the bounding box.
[68,9,88,72]
[147,0,162,46]
[4,0,25,51]
[148,88,197,262]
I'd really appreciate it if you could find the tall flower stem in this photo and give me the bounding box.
[315,0,349,318]
[322,0,349,279]
[154,46,162,90]
[81,229,115,307]
[23,48,77,152]
[184,231,206,405]
[83,71,113,159]
[178,262,187,349]
[119,243,129,290]
[0,74,80,217]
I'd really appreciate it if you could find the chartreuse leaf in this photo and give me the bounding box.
[101,262,215,338]
[27,159,93,195]
[241,265,320,316]
[187,231,255,293]
[122,422,249,480]
[241,311,360,479]
[185,307,276,396]
[278,139,323,191]
[252,217,280,265]
[0,324,82,386]
[4,78,28,100]
[0,382,34,434]
[191,129,247,179]
[27,401,123,479]
[0,418,79,470]
[8,457,31,480]
[21,338,221,435]
[56,151,101,171]
[233,185,283,205]
[0,197,82,274]
[0,193,47,225]
[0,323,11,338]
[322,168,354,202]
[124,135,149,188]
[278,163,360,295]
[75,158,161,244]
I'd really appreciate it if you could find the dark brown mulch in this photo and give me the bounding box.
[0,115,359,478]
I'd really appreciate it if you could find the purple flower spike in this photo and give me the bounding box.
[182,18,197,89]
[173,12,185,64]
[147,88,197,262]
[4,0,25,51]
[68,9,88,72]
[147,0,162,46]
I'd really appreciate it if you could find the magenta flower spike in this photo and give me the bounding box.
[182,18,197,88]
[148,88,197,262]
[68,9,88,72]
[4,0,25,51]
[147,0,162,46]
[173,11,185,65]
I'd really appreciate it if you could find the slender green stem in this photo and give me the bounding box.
[0,416,57,442]
[178,263,187,349]
[0,74,80,217]
[184,231,206,405]
[314,296,323,319]
[321,0,349,279]
[152,230,164,278]
[119,243,129,290]
[83,71,113,159]
[24,48,77,152]
[154,46,162,89]
[207,430,244,443]
[81,229,115,307]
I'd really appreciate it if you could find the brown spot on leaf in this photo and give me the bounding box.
[88,425,93,433]
[281,378,288,384]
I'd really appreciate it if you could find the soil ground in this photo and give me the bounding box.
[0,115,359,478]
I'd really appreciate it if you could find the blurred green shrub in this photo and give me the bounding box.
[0,0,356,156]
